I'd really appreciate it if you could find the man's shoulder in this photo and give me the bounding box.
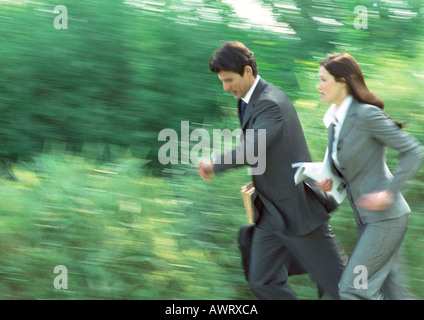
[255,78,289,104]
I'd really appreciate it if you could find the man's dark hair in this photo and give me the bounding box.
[209,41,258,77]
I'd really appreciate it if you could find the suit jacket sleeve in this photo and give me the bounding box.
[213,99,283,175]
[357,105,424,194]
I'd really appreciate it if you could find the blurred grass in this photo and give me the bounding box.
[0,140,422,299]
[0,54,422,300]
[1,49,423,299]
[0,147,255,299]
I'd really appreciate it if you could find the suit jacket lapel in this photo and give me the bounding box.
[241,77,267,130]
[338,98,359,144]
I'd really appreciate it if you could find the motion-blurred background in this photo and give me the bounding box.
[0,0,423,299]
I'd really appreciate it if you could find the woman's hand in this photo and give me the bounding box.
[355,190,395,211]
[315,179,333,192]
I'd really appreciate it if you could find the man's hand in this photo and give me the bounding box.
[355,190,394,211]
[315,179,333,192]
[197,160,214,182]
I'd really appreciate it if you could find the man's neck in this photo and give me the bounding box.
[242,75,261,104]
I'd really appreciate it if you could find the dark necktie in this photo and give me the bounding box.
[327,123,336,159]
[327,123,345,180]
[239,99,247,125]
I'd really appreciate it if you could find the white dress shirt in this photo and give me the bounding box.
[241,75,261,104]
[323,95,353,168]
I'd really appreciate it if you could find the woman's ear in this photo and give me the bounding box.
[338,78,349,93]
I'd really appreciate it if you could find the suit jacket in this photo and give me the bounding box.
[328,98,424,225]
[213,78,330,236]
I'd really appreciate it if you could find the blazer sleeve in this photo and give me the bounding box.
[357,105,424,194]
[213,100,283,175]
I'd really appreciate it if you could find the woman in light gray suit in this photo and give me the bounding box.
[315,53,423,299]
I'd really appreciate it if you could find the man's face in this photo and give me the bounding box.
[217,67,253,100]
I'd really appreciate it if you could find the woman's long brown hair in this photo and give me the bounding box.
[320,53,403,128]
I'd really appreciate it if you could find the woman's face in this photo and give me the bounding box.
[317,66,348,106]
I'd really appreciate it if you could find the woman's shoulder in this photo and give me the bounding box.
[354,100,385,122]
[354,100,382,113]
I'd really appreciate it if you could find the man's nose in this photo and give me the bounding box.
[223,83,231,92]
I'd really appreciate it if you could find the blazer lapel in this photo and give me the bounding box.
[241,78,267,130]
[337,98,359,145]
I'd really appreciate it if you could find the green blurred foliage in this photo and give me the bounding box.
[0,0,423,299]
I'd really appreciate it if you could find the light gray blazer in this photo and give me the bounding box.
[330,98,423,225]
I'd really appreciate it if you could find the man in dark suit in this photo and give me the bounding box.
[198,41,345,300]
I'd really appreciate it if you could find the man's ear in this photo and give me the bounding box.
[244,65,253,77]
